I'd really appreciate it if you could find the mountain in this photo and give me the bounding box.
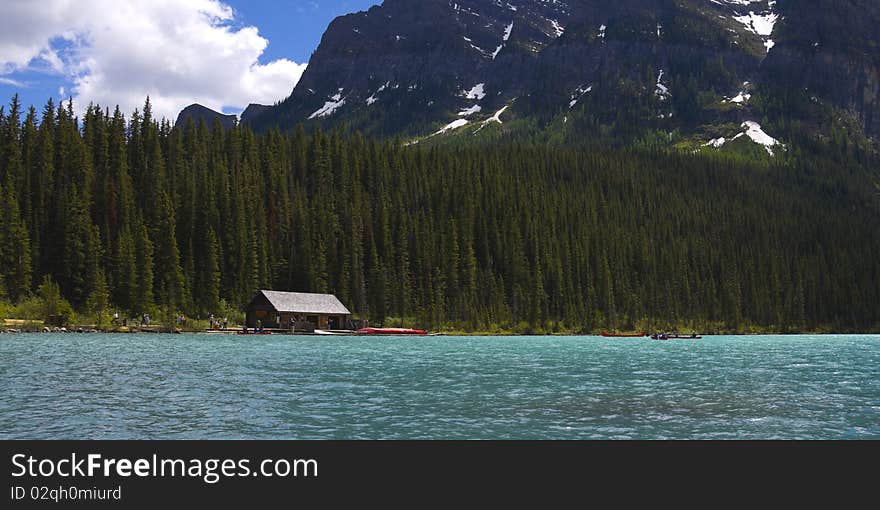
[175,103,237,130]
[759,0,880,138]
[240,103,273,125]
[244,0,878,152]
[247,0,572,137]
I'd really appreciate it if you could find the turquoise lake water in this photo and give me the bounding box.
[1,333,877,439]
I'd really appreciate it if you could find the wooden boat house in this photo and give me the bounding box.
[246,290,352,331]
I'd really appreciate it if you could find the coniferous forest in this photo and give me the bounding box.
[1,95,879,333]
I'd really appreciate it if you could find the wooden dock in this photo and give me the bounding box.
[203,328,357,336]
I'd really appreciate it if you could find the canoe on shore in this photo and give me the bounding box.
[650,334,702,340]
[601,331,647,338]
[356,327,427,336]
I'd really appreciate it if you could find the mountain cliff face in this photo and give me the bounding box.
[242,0,878,149]
[247,0,573,136]
[175,104,237,130]
[760,0,880,138]
[239,103,273,125]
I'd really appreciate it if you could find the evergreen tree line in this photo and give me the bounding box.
[1,95,879,332]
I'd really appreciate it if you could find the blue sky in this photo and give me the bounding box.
[0,0,380,120]
[226,1,380,63]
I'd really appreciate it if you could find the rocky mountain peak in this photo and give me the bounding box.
[240,0,878,148]
[175,103,237,130]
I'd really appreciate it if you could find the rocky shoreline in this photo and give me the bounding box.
[2,326,110,334]
[0,326,189,334]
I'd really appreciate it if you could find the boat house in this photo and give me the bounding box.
[246,290,352,331]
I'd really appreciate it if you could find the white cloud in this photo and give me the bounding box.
[0,76,27,87]
[0,0,307,120]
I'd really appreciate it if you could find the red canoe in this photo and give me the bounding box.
[601,331,647,338]
[356,327,427,336]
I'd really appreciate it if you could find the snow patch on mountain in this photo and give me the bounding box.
[569,84,592,108]
[310,89,346,119]
[704,137,727,148]
[434,118,470,135]
[492,22,514,59]
[724,82,752,104]
[462,83,487,100]
[737,120,782,155]
[655,70,670,100]
[458,104,483,116]
[485,104,510,124]
[733,12,778,37]
[704,120,784,155]
[724,1,779,53]
[365,82,390,106]
[473,103,512,134]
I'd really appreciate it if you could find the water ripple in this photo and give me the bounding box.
[0,333,878,439]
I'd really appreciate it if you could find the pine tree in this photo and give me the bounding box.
[2,95,22,187]
[153,191,185,310]
[195,227,221,315]
[134,222,154,314]
[86,269,110,328]
[32,99,56,277]
[112,225,138,313]
[60,186,94,308]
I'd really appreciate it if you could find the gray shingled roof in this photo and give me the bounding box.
[259,290,351,315]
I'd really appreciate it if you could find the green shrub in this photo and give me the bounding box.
[37,277,75,326]
[12,296,43,320]
[0,300,10,323]
[218,299,244,325]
